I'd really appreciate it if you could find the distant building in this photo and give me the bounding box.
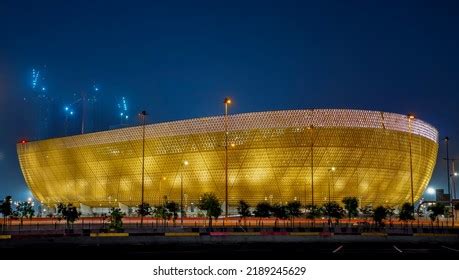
[435,189,451,202]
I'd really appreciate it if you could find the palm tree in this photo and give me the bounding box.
[360,205,374,223]
[373,206,387,227]
[16,201,35,225]
[305,204,322,218]
[56,202,65,222]
[165,201,180,225]
[237,200,251,226]
[427,203,445,227]
[271,203,288,227]
[305,204,322,227]
[136,202,152,225]
[342,197,359,224]
[197,192,222,228]
[153,205,170,226]
[61,203,81,230]
[386,207,396,227]
[322,202,345,226]
[399,202,415,224]
[254,202,272,226]
[0,196,13,229]
[108,207,125,231]
[286,201,302,226]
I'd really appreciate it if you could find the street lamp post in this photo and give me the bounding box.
[328,167,336,204]
[452,160,457,201]
[181,160,189,226]
[444,137,454,226]
[309,125,314,208]
[451,159,459,199]
[453,162,457,224]
[408,114,415,216]
[224,97,232,217]
[159,176,166,205]
[139,110,147,227]
[327,167,336,227]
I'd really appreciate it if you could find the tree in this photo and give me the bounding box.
[108,207,125,231]
[237,200,251,226]
[165,201,180,224]
[0,196,13,226]
[305,204,322,220]
[237,200,251,218]
[61,203,81,229]
[153,205,171,225]
[286,201,302,219]
[272,203,288,220]
[323,202,345,224]
[373,206,387,227]
[197,192,222,228]
[386,207,396,226]
[427,203,445,226]
[16,201,35,224]
[360,205,374,222]
[56,203,66,221]
[136,202,152,219]
[342,197,359,223]
[398,203,415,223]
[254,202,272,218]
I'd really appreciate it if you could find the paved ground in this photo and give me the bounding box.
[1,236,459,259]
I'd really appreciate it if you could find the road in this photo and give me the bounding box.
[1,238,459,259]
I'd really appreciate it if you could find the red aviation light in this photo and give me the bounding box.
[19,139,28,144]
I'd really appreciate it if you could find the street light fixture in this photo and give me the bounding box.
[443,137,455,226]
[139,110,147,227]
[159,176,166,205]
[328,167,336,204]
[308,125,314,208]
[181,160,189,226]
[407,114,415,216]
[223,97,232,217]
[327,167,336,228]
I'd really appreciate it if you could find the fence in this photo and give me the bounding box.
[1,217,458,235]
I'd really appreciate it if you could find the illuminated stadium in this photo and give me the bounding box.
[17,109,438,211]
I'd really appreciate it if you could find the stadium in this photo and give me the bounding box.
[17,109,438,213]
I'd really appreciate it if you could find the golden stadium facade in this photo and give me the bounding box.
[17,109,438,210]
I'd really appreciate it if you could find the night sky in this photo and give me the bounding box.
[1,0,458,201]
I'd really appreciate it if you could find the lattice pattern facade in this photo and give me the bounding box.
[17,109,438,209]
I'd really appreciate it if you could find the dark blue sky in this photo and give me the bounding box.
[1,0,458,201]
